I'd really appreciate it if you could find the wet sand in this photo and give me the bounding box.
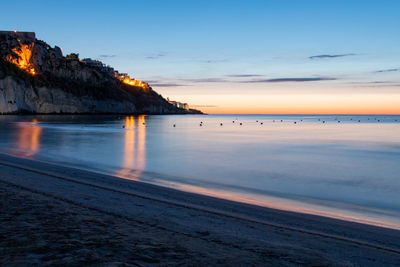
[0,153,400,266]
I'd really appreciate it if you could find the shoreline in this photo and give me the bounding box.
[1,153,400,265]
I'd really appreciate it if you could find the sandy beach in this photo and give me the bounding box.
[1,152,400,266]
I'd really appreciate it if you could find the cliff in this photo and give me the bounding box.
[0,31,201,114]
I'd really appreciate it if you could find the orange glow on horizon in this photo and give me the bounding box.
[202,107,400,115]
[181,93,400,115]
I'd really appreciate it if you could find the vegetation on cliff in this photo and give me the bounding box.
[0,32,200,114]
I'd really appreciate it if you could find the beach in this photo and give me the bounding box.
[1,153,399,266]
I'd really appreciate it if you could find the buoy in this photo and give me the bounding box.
[173,124,176,127]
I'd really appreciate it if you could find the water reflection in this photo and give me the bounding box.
[116,115,146,180]
[15,119,42,157]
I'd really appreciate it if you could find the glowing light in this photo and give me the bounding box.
[117,74,149,89]
[6,41,37,75]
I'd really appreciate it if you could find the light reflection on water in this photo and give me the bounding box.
[14,119,42,157]
[116,115,146,180]
[1,114,400,229]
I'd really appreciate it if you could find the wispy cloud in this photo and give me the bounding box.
[145,53,166,59]
[242,77,336,83]
[375,68,400,73]
[349,81,400,87]
[183,78,227,83]
[191,105,218,108]
[99,54,116,58]
[150,83,187,87]
[309,53,356,59]
[199,59,229,64]
[226,74,263,78]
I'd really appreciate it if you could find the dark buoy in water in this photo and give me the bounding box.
[358,120,360,122]
[322,121,325,123]
[338,121,340,123]
[173,124,176,127]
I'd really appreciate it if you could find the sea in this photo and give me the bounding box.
[1,114,399,229]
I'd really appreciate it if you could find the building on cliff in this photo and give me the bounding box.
[167,98,190,111]
[0,30,201,114]
[0,31,35,41]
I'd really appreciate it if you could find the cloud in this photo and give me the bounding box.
[150,83,187,87]
[99,54,116,58]
[309,53,356,59]
[242,77,336,83]
[183,78,227,83]
[376,68,400,73]
[349,81,400,88]
[226,74,263,78]
[145,53,166,59]
[196,58,230,64]
[191,105,218,108]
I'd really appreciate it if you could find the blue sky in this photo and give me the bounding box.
[2,0,400,113]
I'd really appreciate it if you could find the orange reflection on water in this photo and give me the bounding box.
[116,115,146,180]
[15,119,42,157]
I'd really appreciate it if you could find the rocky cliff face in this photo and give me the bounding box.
[0,31,199,114]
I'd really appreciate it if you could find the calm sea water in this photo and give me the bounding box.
[1,114,399,229]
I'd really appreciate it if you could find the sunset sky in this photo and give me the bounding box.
[3,0,400,114]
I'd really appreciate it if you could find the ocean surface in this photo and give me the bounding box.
[1,114,399,229]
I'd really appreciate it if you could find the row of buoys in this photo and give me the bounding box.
[167,117,397,128]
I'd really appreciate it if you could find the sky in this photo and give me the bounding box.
[2,0,400,114]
